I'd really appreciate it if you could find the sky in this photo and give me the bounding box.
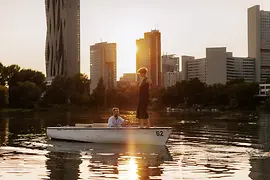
[0,0,270,80]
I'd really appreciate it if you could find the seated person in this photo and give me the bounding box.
[108,107,128,127]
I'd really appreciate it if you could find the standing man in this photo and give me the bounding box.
[136,67,152,128]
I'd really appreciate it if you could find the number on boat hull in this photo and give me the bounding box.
[156,131,163,136]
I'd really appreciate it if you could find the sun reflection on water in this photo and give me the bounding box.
[127,157,138,180]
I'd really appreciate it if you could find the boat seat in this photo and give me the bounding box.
[75,123,93,127]
[75,123,108,128]
[92,123,108,127]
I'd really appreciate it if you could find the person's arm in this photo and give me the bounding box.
[108,117,112,127]
[119,117,129,126]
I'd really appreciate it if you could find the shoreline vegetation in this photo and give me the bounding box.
[0,62,270,117]
[0,106,260,125]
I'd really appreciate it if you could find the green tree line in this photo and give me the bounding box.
[155,78,260,110]
[0,62,264,110]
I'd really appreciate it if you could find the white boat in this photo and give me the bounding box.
[46,126,172,145]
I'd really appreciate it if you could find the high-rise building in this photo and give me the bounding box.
[45,0,80,78]
[226,52,255,83]
[163,72,181,88]
[90,42,117,93]
[206,48,227,84]
[182,56,206,83]
[182,47,255,84]
[162,54,179,72]
[136,30,162,88]
[248,5,270,82]
[162,54,181,87]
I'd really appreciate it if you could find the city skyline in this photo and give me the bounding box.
[1,0,270,80]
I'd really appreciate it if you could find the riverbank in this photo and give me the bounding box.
[0,104,266,123]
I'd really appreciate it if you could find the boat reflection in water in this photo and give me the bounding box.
[46,140,173,179]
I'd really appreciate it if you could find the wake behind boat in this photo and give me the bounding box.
[46,125,172,145]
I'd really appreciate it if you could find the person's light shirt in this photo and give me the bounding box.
[108,116,125,127]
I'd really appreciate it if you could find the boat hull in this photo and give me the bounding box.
[47,127,172,145]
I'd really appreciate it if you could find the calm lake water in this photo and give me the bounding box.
[0,110,270,180]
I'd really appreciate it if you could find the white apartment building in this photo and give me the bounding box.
[258,84,270,96]
[182,47,255,84]
[90,42,117,93]
[45,0,80,77]
[248,5,270,82]
[162,54,180,87]
[226,53,256,83]
[162,54,179,72]
[163,71,181,88]
[182,56,206,83]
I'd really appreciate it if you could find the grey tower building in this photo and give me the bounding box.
[45,0,80,77]
[248,5,270,82]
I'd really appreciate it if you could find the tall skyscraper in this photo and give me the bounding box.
[248,5,270,82]
[136,30,162,88]
[90,42,117,93]
[45,0,80,78]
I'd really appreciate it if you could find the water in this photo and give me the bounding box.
[0,110,270,180]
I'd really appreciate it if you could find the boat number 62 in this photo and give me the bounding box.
[156,131,163,136]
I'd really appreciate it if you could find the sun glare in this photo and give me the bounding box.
[128,157,138,180]
[113,20,145,77]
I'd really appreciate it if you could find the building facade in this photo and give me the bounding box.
[162,54,179,72]
[90,42,117,93]
[248,5,270,82]
[182,56,206,83]
[163,71,181,88]
[226,53,256,83]
[136,30,162,88]
[182,47,255,84]
[258,84,270,97]
[45,0,80,77]
[162,54,180,88]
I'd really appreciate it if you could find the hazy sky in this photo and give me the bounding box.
[0,0,270,79]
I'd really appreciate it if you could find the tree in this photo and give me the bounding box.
[0,85,8,108]
[226,78,245,86]
[91,77,106,108]
[42,75,71,105]
[9,81,42,108]
[226,82,259,109]
[186,78,205,105]
[0,63,5,86]
[41,73,91,106]
[9,69,45,89]
[266,77,270,84]
[4,64,20,85]
[207,83,228,106]
[69,73,91,105]
[8,68,45,108]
